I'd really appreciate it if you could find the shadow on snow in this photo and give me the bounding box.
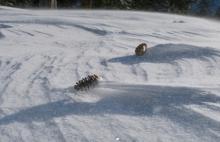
[0,24,13,39]
[0,20,108,36]
[0,32,4,39]
[0,24,12,29]
[0,82,220,139]
[108,44,220,65]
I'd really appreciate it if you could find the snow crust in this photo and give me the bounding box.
[0,7,220,142]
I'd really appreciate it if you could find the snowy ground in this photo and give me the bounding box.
[0,6,220,142]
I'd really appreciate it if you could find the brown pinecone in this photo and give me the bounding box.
[135,43,147,56]
[74,74,99,91]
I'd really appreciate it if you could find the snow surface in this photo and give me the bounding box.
[0,6,220,142]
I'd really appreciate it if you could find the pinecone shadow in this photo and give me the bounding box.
[108,44,220,64]
[0,82,220,138]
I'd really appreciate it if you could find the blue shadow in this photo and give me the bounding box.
[108,44,220,64]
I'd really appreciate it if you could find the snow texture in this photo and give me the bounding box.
[0,6,220,142]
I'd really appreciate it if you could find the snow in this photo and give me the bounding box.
[0,7,220,142]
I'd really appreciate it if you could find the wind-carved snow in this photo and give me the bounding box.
[0,7,220,142]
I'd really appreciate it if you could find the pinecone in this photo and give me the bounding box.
[135,43,147,56]
[74,74,99,91]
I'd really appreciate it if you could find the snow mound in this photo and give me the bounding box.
[109,43,220,64]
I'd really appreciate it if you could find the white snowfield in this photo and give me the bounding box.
[0,6,220,142]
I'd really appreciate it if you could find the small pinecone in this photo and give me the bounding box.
[135,43,147,56]
[74,74,99,91]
